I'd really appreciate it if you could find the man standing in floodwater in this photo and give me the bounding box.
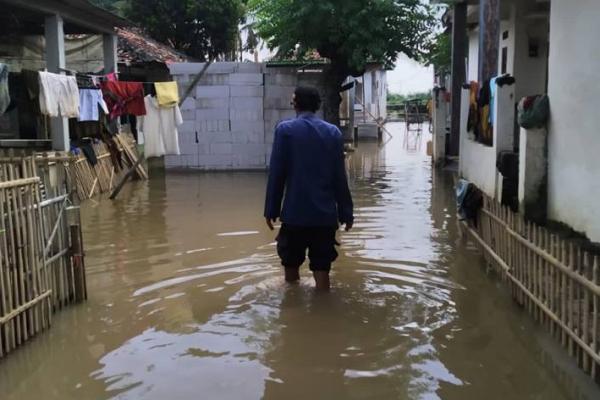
[264,86,354,291]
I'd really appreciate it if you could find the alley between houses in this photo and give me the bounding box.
[0,123,599,400]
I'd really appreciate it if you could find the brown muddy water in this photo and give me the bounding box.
[1,123,599,400]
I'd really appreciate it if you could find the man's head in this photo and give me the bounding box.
[292,86,321,113]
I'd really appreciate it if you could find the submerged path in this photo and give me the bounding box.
[1,123,599,399]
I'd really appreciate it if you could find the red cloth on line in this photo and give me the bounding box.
[101,81,146,119]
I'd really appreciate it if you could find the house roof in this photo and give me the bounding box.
[0,0,130,34]
[116,28,189,65]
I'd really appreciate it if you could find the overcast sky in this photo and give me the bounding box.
[388,53,434,95]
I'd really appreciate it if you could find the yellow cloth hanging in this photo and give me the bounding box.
[155,82,179,108]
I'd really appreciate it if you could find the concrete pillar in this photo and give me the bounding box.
[103,33,118,74]
[479,0,500,82]
[347,80,356,143]
[45,14,69,151]
[449,2,467,157]
[492,82,516,155]
[458,87,470,176]
[519,127,547,223]
[432,87,448,165]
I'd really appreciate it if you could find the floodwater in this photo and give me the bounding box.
[1,122,599,400]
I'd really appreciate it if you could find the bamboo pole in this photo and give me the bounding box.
[539,227,546,326]
[592,256,598,380]
[25,179,40,335]
[551,234,558,340]
[8,164,26,344]
[546,228,552,329]
[583,252,590,373]
[1,173,16,351]
[561,240,568,348]
[70,225,86,302]
[0,189,8,356]
[568,243,575,357]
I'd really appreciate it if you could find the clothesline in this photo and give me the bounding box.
[57,67,172,85]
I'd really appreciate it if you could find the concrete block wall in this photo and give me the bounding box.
[168,62,304,170]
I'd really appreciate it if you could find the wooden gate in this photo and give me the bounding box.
[0,154,86,358]
[0,174,51,357]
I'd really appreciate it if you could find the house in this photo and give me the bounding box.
[0,0,129,150]
[439,0,600,244]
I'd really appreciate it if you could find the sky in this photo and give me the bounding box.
[388,53,434,95]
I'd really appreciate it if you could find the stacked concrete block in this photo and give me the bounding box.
[167,62,329,170]
[264,68,298,154]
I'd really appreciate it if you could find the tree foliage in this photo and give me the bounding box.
[420,32,451,77]
[249,0,437,125]
[90,0,128,16]
[122,0,244,60]
[387,91,430,105]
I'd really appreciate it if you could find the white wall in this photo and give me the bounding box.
[467,28,479,82]
[547,0,600,242]
[378,70,388,120]
[459,88,497,196]
[512,3,549,100]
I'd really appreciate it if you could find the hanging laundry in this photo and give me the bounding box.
[489,77,498,127]
[143,82,157,97]
[78,141,98,166]
[138,95,182,158]
[22,70,41,113]
[101,81,146,119]
[0,63,11,115]
[496,75,516,87]
[154,81,179,108]
[477,79,492,145]
[466,81,479,135]
[79,89,109,122]
[105,72,118,82]
[38,71,80,118]
[76,73,97,88]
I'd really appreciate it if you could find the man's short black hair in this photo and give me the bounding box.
[294,86,321,113]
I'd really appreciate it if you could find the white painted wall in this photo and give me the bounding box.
[363,72,373,116]
[547,0,600,242]
[512,3,549,100]
[467,28,479,82]
[459,88,497,196]
[498,7,516,77]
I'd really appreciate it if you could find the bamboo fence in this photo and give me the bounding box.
[0,154,86,358]
[67,133,147,202]
[463,195,600,382]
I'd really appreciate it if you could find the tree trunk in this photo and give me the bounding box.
[322,66,347,128]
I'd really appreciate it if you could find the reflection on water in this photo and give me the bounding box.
[0,123,599,400]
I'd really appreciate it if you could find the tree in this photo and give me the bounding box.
[124,0,244,60]
[250,0,437,126]
[420,31,451,78]
[90,0,128,16]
